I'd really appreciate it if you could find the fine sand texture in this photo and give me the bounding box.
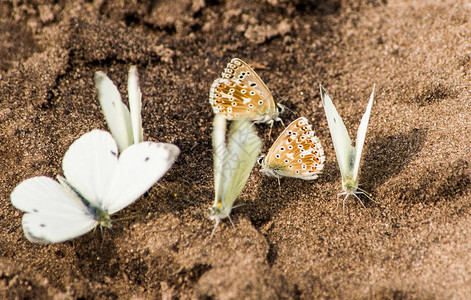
[1,0,471,298]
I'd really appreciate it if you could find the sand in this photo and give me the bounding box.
[1,0,471,298]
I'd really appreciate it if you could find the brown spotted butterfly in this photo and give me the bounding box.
[258,117,325,180]
[209,58,283,124]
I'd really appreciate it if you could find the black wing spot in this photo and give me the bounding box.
[333,117,337,124]
[111,150,117,156]
[40,224,46,227]
[33,209,39,212]
[145,157,150,162]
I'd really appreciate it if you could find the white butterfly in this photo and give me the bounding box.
[209,115,262,236]
[10,130,180,243]
[320,85,375,208]
[95,66,143,152]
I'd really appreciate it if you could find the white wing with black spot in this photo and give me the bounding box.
[11,176,97,243]
[62,130,119,209]
[104,142,180,214]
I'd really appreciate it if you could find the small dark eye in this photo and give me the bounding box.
[257,156,265,165]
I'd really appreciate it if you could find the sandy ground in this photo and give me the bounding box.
[1,0,471,298]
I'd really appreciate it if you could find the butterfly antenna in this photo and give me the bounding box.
[113,214,140,222]
[232,203,246,210]
[357,187,377,204]
[321,184,338,195]
[281,105,296,118]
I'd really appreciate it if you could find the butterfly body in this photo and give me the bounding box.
[320,85,375,207]
[259,117,325,180]
[58,175,113,229]
[209,58,282,124]
[209,202,230,223]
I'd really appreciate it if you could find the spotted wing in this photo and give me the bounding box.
[104,142,180,215]
[263,117,325,180]
[222,58,274,106]
[210,78,275,120]
[62,130,119,209]
[10,176,97,243]
[209,58,277,123]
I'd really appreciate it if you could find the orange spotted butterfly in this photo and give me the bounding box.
[209,58,283,124]
[258,117,325,180]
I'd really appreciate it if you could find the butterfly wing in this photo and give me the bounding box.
[104,142,180,215]
[352,86,375,181]
[11,176,97,243]
[320,85,353,178]
[221,119,262,211]
[209,58,278,123]
[263,117,325,179]
[127,66,143,144]
[62,130,119,209]
[95,71,133,152]
[212,115,227,206]
[222,58,274,108]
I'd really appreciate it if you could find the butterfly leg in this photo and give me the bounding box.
[342,193,351,211]
[337,191,346,210]
[352,193,367,208]
[267,121,274,139]
[210,218,221,239]
[227,213,236,230]
[276,175,282,192]
[278,117,285,127]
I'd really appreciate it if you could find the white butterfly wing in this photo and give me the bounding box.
[352,86,375,180]
[104,142,180,214]
[10,176,97,243]
[127,66,143,144]
[222,119,262,210]
[320,85,353,178]
[95,71,133,152]
[62,130,119,209]
[212,115,227,206]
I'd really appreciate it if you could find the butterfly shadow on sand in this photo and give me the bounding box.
[361,127,427,192]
